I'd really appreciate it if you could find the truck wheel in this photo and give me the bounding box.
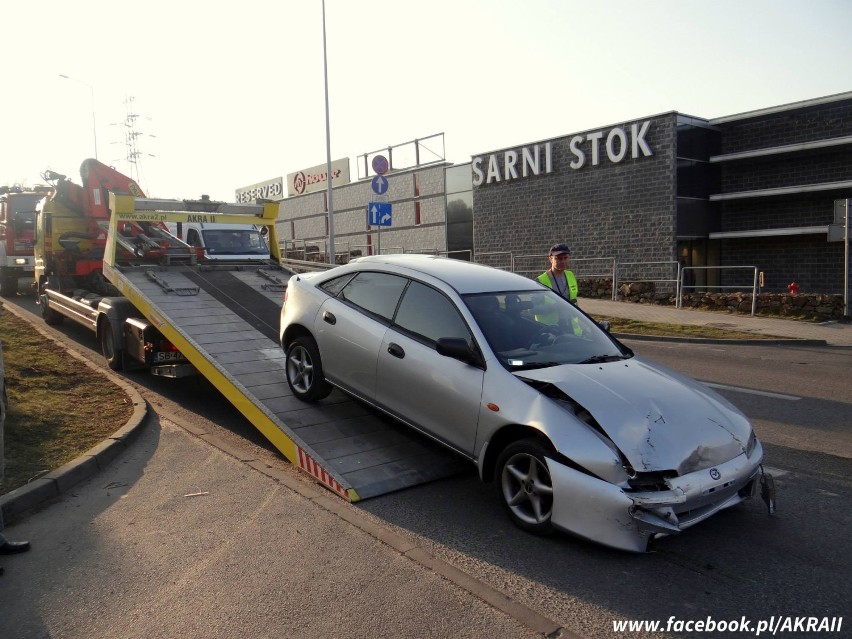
[0,275,18,296]
[40,294,65,326]
[495,438,556,536]
[100,320,125,371]
[285,336,332,402]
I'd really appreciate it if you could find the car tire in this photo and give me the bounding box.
[496,438,556,535]
[286,336,332,402]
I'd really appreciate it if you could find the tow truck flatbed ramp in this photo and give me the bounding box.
[114,263,467,501]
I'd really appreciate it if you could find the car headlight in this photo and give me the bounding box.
[746,430,757,456]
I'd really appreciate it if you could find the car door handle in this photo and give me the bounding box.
[387,343,405,359]
[323,311,336,325]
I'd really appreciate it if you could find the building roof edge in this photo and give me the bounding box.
[710,91,852,124]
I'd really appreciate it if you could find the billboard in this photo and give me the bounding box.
[287,158,350,197]
[235,177,285,203]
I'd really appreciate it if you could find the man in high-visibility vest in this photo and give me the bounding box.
[537,243,578,304]
[534,243,583,336]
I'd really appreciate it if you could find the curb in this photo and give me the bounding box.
[611,332,828,346]
[0,303,150,524]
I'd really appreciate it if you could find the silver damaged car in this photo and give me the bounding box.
[279,255,774,552]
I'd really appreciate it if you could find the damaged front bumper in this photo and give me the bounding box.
[547,439,767,553]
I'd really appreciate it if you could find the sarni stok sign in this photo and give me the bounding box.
[472,120,653,187]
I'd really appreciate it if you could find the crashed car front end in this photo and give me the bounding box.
[484,356,772,553]
[547,437,764,553]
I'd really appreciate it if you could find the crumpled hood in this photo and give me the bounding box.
[517,355,752,474]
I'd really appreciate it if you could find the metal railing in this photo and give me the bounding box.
[615,260,680,302]
[677,266,759,316]
[278,242,762,313]
[474,251,514,271]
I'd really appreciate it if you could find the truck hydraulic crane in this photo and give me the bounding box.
[0,184,52,295]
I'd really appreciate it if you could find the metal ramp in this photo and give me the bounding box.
[116,263,467,501]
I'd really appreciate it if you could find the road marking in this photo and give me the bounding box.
[702,382,801,401]
[763,466,788,477]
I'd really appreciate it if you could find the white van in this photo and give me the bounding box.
[166,222,270,261]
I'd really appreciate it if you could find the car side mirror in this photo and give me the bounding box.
[436,337,482,367]
[598,320,611,333]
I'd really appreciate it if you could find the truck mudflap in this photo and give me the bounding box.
[547,447,765,553]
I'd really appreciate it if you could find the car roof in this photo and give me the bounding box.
[348,254,541,295]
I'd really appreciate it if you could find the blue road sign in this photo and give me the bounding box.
[367,202,392,226]
[371,175,389,195]
[372,154,389,176]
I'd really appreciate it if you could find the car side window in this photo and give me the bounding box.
[338,272,408,321]
[394,281,472,345]
[318,273,356,297]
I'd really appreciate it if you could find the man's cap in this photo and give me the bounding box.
[549,243,571,256]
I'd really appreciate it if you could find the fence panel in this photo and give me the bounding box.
[678,266,759,315]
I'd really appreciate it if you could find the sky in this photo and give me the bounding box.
[2,0,851,202]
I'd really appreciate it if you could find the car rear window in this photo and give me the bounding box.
[338,271,407,320]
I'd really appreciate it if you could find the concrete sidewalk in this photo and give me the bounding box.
[580,297,852,346]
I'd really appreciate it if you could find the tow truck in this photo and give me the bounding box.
[33,159,287,377]
[33,158,464,503]
[0,184,52,295]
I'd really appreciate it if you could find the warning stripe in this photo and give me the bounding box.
[297,447,350,501]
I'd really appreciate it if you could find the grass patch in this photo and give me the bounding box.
[1,310,133,494]
[596,315,779,340]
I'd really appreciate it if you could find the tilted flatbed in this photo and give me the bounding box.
[102,194,465,501]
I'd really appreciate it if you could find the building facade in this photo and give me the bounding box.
[274,91,851,295]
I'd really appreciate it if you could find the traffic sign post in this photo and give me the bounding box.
[368,155,391,254]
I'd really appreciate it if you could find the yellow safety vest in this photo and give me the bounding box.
[536,270,582,335]
[537,270,578,303]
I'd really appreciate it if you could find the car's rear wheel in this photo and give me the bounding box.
[496,438,555,535]
[286,336,332,402]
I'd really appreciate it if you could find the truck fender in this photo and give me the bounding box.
[95,297,137,348]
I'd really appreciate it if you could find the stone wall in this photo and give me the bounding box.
[580,279,845,321]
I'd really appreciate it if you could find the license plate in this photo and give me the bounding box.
[154,351,185,362]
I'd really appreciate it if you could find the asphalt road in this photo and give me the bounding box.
[2,288,850,638]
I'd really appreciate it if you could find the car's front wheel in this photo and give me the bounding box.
[285,336,332,402]
[496,438,555,535]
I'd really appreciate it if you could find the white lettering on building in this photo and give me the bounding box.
[474,120,654,185]
[235,177,284,203]
[472,143,553,186]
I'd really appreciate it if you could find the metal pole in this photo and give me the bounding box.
[751,267,758,316]
[59,74,98,160]
[845,198,849,319]
[321,0,335,265]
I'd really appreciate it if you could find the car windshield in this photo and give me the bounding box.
[202,229,269,255]
[463,290,630,370]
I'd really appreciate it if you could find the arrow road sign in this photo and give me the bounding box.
[371,175,389,195]
[368,202,392,227]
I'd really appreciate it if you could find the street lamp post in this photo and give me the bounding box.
[321,0,335,265]
[59,74,98,160]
